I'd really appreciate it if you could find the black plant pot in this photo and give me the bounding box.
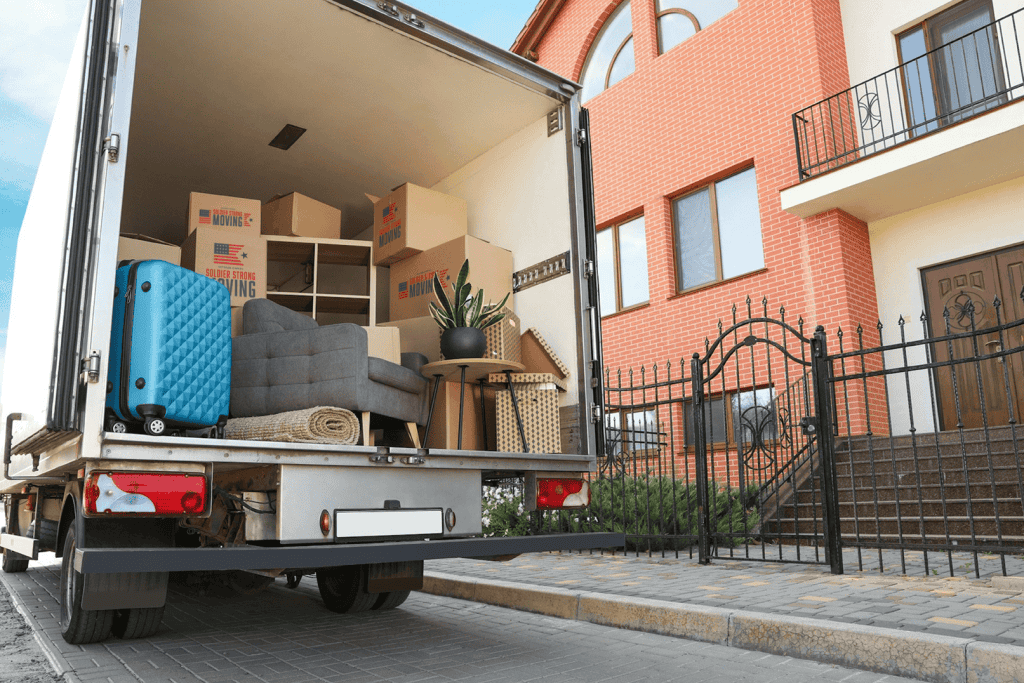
[440,327,486,360]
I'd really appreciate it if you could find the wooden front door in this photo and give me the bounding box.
[923,244,1024,430]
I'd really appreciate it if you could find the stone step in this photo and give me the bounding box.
[763,516,1024,542]
[783,497,1024,520]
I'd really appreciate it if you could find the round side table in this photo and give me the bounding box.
[421,359,526,451]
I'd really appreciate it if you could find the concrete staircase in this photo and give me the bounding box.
[760,426,1024,548]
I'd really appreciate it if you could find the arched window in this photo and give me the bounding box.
[580,1,634,102]
[656,0,737,54]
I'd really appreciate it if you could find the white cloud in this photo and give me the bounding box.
[0,0,87,121]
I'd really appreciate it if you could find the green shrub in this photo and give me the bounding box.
[482,476,760,552]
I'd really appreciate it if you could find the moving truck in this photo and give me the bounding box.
[0,0,618,644]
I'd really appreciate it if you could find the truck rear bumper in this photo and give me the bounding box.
[74,533,625,574]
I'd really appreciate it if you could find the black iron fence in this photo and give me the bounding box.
[517,289,1024,578]
[793,7,1024,180]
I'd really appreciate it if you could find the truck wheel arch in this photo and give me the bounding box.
[56,482,84,559]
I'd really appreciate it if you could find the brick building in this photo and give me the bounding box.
[513,0,1023,461]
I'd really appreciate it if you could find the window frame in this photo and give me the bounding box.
[682,387,779,452]
[670,166,764,295]
[604,408,663,457]
[598,215,649,318]
[579,0,635,102]
[895,0,1003,135]
[656,7,701,54]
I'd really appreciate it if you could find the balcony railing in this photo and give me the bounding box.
[793,7,1024,181]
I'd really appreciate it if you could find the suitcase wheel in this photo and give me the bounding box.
[109,421,128,434]
[144,418,166,436]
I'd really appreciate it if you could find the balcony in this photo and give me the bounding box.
[781,7,1024,222]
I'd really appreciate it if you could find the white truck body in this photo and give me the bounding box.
[1,0,615,622]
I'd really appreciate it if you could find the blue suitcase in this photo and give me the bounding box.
[106,260,231,436]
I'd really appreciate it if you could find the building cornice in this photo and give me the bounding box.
[511,0,567,61]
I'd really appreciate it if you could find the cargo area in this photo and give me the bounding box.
[104,0,588,455]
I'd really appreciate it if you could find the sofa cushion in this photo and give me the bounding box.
[367,357,427,394]
[242,298,319,334]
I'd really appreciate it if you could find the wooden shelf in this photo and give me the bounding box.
[265,237,375,325]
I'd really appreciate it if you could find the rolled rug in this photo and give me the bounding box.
[225,406,360,445]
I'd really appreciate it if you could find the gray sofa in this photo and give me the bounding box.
[231,299,429,445]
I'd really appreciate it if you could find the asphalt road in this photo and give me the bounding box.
[0,555,928,683]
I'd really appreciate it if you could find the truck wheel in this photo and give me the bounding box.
[2,502,29,573]
[316,565,375,613]
[1,548,29,573]
[372,590,410,611]
[112,606,164,639]
[59,526,113,644]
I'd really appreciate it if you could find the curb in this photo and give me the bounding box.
[422,571,1024,683]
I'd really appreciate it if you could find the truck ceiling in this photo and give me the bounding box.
[121,0,565,244]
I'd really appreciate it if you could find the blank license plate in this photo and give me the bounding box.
[334,509,443,541]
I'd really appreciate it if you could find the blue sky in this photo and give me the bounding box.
[0,0,538,392]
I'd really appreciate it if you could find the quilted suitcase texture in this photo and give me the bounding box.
[106,260,231,436]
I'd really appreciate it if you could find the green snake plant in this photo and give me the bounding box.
[428,259,509,331]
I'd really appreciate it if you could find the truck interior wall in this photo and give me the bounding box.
[1,16,88,449]
[431,115,579,407]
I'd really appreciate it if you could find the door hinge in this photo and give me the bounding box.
[590,404,602,424]
[82,351,101,384]
[583,260,595,278]
[105,133,120,162]
[575,128,587,147]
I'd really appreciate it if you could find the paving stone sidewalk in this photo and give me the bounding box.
[429,548,1024,648]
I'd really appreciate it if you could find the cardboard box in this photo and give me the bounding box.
[117,234,180,265]
[262,193,341,239]
[390,235,513,321]
[424,382,496,451]
[231,307,244,338]
[181,226,266,307]
[488,372,565,453]
[363,326,401,364]
[372,183,467,266]
[188,192,260,235]
[379,316,441,362]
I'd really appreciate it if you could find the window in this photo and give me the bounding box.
[656,0,737,54]
[897,0,1004,135]
[580,1,634,102]
[683,388,777,449]
[597,215,649,316]
[605,409,662,456]
[672,167,763,292]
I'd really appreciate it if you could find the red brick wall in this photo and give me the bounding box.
[531,0,880,375]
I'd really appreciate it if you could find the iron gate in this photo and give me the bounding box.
[688,301,842,573]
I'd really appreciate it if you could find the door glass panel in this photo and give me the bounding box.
[596,228,617,317]
[618,216,649,308]
[673,188,715,290]
[716,168,764,280]
[931,4,1001,120]
[899,28,939,135]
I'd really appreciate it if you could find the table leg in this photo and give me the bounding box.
[423,374,443,448]
[503,370,530,454]
[457,365,468,450]
[478,378,488,450]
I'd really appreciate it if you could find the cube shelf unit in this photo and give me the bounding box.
[265,235,375,326]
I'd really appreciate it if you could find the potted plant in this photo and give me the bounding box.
[429,259,509,360]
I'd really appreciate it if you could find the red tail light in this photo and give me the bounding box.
[537,478,591,509]
[85,472,207,516]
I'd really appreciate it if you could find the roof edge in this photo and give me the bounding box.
[511,0,568,61]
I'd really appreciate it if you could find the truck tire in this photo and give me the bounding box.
[112,606,164,639]
[372,590,410,611]
[59,526,114,644]
[1,548,29,574]
[27,518,59,553]
[316,565,375,614]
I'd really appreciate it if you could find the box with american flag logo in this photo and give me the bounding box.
[180,226,266,307]
[188,192,260,236]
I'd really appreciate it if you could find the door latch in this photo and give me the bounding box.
[799,416,818,436]
[376,2,399,16]
[105,133,120,162]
